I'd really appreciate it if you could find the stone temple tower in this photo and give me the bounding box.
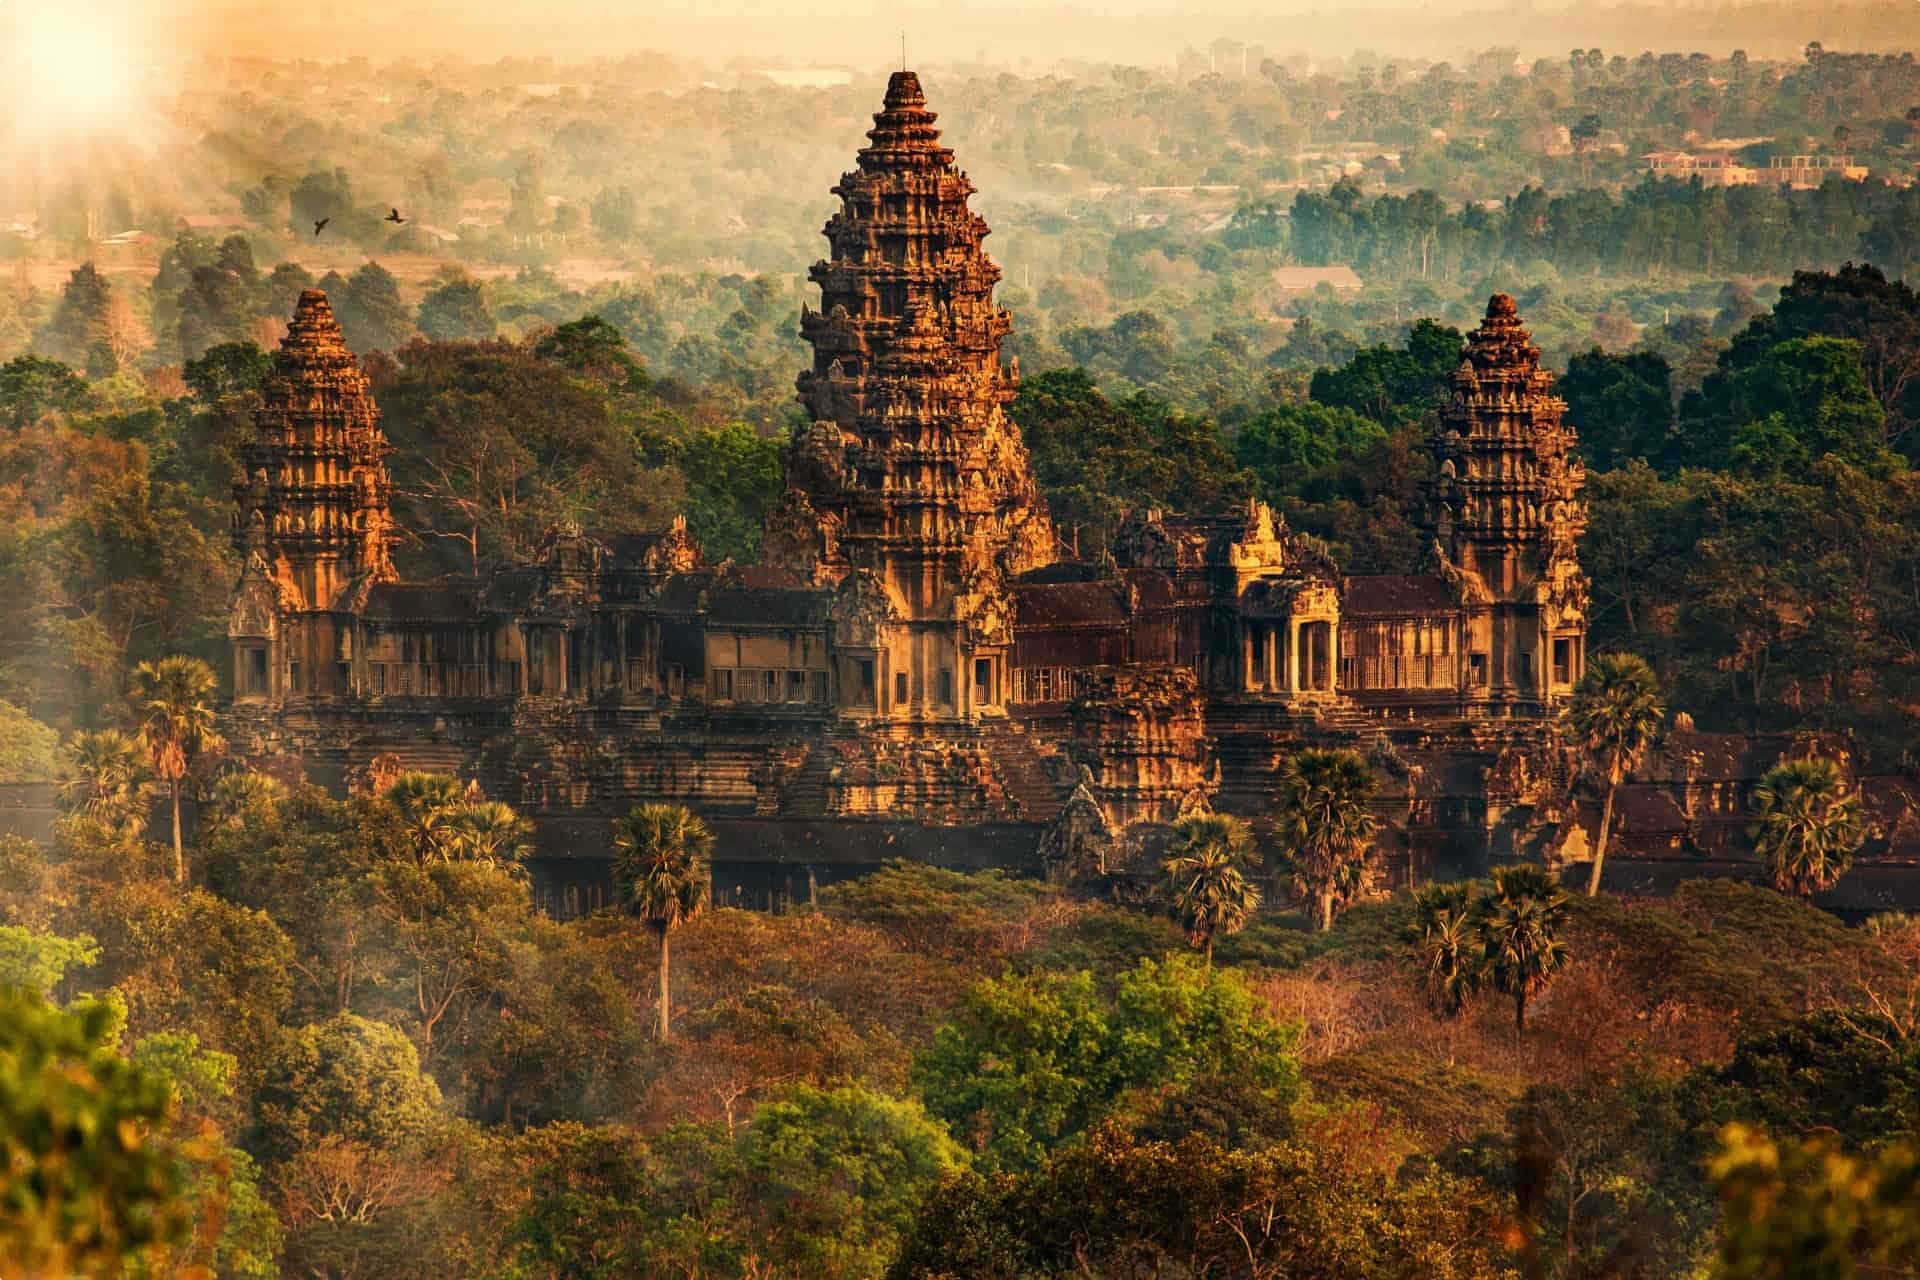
[1426,294,1589,711]
[228,290,398,702]
[767,70,1056,722]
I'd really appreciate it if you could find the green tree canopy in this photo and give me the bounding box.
[249,1012,444,1165]
[1559,347,1675,471]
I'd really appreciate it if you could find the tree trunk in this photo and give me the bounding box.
[1315,890,1335,933]
[1515,991,1528,1034]
[1204,937,1214,968]
[657,927,672,1042]
[1585,781,1617,898]
[171,783,185,884]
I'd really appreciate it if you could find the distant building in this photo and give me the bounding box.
[1271,265,1363,293]
[1644,151,1757,187]
[178,213,251,232]
[1765,154,1870,189]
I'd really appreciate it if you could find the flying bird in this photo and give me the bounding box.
[312,217,330,236]
[386,208,406,224]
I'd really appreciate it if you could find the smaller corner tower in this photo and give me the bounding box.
[1426,294,1588,711]
[228,289,399,702]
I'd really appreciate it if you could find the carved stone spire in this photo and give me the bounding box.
[1426,294,1589,703]
[233,290,398,614]
[788,70,1055,619]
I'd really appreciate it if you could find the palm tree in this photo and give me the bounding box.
[1160,813,1262,965]
[57,729,152,840]
[445,800,532,864]
[1750,758,1864,901]
[203,770,287,832]
[1565,653,1664,897]
[383,772,465,861]
[1408,882,1481,1020]
[613,803,713,1041]
[1273,749,1379,931]
[126,656,224,883]
[1476,865,1571,1034]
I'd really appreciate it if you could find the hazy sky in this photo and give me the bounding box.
[17,0,1910,70]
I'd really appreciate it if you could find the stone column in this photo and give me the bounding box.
[1265,623,1279,691]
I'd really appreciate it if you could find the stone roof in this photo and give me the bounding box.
[705,586,832,627]
[1342,574,1456,616]
[362,579,484,622]
[1014,581,1130,628]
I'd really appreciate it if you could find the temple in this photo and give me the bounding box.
[226,72,1610,906]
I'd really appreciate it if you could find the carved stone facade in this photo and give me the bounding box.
[228,290,399,703]
[781,70,1055,724]
[1424,293,1590,712]
[225,74,1599,898]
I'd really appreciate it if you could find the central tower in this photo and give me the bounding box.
[770,70,1056,722]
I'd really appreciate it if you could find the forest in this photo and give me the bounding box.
[2,35,1919,1280]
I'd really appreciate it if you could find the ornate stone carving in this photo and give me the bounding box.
[228,552,282,638]
[233,290,398,613]
[952,566,1013,647]
[1039,765,1116,883]
[762,487,839,581]
[829,569,901,647]
[788,70,1056,601]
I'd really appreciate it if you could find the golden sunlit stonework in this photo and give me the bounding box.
[224,72,1631,903]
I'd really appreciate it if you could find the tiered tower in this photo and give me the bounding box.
[228,290,397,701]
[1426,294,1589,710]
[770,70,1056,721]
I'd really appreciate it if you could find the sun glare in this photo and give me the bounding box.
[2,2,154,145]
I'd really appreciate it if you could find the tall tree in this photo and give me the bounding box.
[37,263,113,370]
[0,991,205,1273]
[1407,882,1480,1021]
[125,657,224,883]
[612,803,712,1041]
[1566,653,1665,896]
[1273,748,1379,931]
[382,772,466,862]
[1749,758,1864,901]
[416,274,496,342]
[56,728,152,842]
[445,800,531,864]
[1558,349,1674,471]
[339,262,415,354]
[1159,813,1261,964]
[1474,864,1571,1033]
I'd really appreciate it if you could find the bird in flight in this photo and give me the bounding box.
[386,208,406,224]
[313,217,330,236]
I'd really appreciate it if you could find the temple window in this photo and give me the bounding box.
[1470,653,1489,686]
[289,660,302,691]
[240,646,268,696]
[1553,638,1572,685]
[937,668,953,705]
[974,658,993,705]
[712,669,733,701]
[894,672,909,705]
[856,659,876,706]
